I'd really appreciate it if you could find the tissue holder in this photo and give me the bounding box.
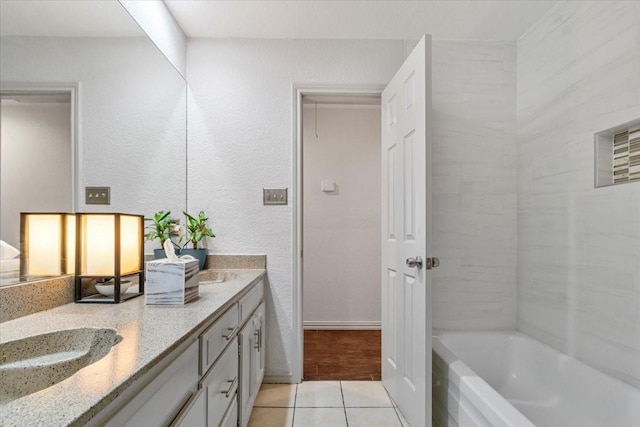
[145,258,199,305]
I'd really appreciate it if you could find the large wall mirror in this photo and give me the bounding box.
[0,0,187,286]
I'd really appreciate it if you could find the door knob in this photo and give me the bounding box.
[425,257,440,269]
[406,256,423,269]
[406,256,440,270]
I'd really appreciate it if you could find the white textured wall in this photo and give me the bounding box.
[432,41,518,329]
[187,38,405,379]
[517,1,640,387]
[302,105,381,327]
[119,0,187,77]
[0,36,187,255]
[1,102,72,248]
[187,37,522,379]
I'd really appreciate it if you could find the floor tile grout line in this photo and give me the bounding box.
[340,381,349,427]
[291,384,298,427]
[253,405,296,408]
[253,382,400,427]
[296,406,348,408]
[343,406,395,408]
[382,383,406,427]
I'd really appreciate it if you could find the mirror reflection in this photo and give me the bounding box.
[0,0,187,286]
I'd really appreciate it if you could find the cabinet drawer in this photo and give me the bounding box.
[201,339,238,427]
[239,280,263,326]
[107,341,199,427]
[200,303,239,375]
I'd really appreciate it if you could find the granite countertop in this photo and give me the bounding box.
[0,269,265,427]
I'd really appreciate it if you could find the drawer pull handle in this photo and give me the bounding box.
[222,326,238,340]
[254,328,261,350]
[220,376,238,398]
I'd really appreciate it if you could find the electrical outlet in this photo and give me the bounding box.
[263,188,288,205]
[85,187,110,205]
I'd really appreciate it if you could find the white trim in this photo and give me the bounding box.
[0,82,80,211]
[304,321,381,330]
[263,373,294,384]
[292,83,384,385]
[293,87,303,385]
[302,103,381,110]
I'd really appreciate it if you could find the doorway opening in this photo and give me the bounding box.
[0,86,77,286]
[293,87,383,382]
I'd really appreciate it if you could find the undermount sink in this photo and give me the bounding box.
[199,270,236,284]
[0,328,122,404]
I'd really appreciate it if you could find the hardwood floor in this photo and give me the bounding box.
[303,330,381,381]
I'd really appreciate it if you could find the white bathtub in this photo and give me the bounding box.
[432,330,640,427]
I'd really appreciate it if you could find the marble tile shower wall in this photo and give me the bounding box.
[432,41,518,329]
[517,1,640,387]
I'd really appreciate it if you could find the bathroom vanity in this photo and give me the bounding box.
[0,269,266,427]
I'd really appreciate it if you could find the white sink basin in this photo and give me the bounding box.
[199,270,237,284]
[0,328,121,404]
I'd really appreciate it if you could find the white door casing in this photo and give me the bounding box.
[292,84,385,384]
[381,35,432,427]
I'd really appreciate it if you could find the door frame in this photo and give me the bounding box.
[291,84,385,383]
[0,82,80,210]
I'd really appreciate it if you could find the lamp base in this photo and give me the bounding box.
[76,292,143,304]
[75,271,144,304]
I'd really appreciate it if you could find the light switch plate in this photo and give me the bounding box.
[85,186,110,205]
[263,188,288,205]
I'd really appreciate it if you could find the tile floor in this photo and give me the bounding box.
[248,381,409,427]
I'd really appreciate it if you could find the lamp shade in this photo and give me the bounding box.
[20,213,75,277]
[76,213,143,276]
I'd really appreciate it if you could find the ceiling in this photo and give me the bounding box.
[0,0,144,37]
[165,0,558,41]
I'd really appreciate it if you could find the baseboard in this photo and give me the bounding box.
[263,373,295,384]
[303,321,381,330]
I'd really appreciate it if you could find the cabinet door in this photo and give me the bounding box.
[170,389,206,427]
[239,281,264,325]
[221,399,238,427]
[238,319,256,427]
[201,340,238,427]
[253,303,266,392]
[106,341,199,427]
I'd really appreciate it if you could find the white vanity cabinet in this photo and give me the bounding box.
[103,340,201,427]
[200,336,238,427]
[238,291,266,427]
[187,278,265,427]
[99,278,265,427]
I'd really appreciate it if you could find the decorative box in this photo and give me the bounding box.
[145,258,199,305]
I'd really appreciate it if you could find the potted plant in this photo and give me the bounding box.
[144,210,180,259]
[180,210,215,270]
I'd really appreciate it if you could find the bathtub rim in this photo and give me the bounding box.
[432,329,535,427]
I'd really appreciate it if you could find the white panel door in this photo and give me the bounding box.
[381,35,432,427]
